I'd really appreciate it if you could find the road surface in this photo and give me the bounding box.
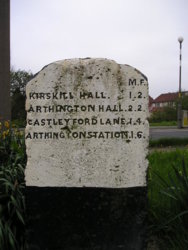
[150,126,188,140]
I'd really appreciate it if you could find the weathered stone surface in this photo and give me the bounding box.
[25,58,149,188]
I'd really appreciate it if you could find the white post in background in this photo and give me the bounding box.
[177,36,183,129]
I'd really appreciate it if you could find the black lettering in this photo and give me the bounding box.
[129,131,134,139]
[127,118,132,125]
[114,132,120,138]
[113,118,120,125]
[122,131,128,138]
[78,119,84,125]
[44,132,52,139]
[41,119,45,126]
[101,92,106,98]
[27,119,32,125]
[136,118,141,125]
[33,119,40,126]
[119,105,123,112]
[87,131,94,138]
[129,79,136,86]
[43,106,48,112]
[87,92,93,98]
[88,105,95,112]
[91,118,97,125]
[46,93,51,99]
[59,132,65,138]
[95,92,100,98]
[38,132,43,139]
[72,132,78,138]
[140,79,145,85]
[39,93,45,99]
[36,106,42,112]
[80,92,86,99]
[105,119,111,125]
[80,106,87,111]
[120,118,126,125]
[46,119,52,125]
[138,105,142,111]
[138,92,142,98]
[106,105,112,112]
[100,118,104,125]
[48,106,54,112]
[29,92,36,99]
[99,105,104,112]
[58,105,66,112]
[79,131,86,138]
[58,119,63,125]
[128,105,133,111]
[28,105,35,112]
[105,131,111,138]
[33,133,38,139]
[98,132,105,138]
[55,105,61,112]
[52,92,58,99]
[85,118,90,125]
[69,92,74,99]
[52,133,58,139]
[25,132,32,139]
[137,131,143,138]
[92,132,98,138]
[110,132,114,138]
[67,106,73,112]
[74,105,79,112]
[29,92,35,99]
[60,92,68,99]
[53,119,58,125]
[65,119,70,125]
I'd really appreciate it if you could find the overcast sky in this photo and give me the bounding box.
[11,0,188,98]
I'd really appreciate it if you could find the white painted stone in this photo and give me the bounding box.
[25,58,149,188]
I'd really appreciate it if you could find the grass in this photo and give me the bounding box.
[150,121,177,126]
[148,149,188,211]
[148,149,188,249]
[0,127,26,250]
[12,119,26,129]
[149,137,188,148]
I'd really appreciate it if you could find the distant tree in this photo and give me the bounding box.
[10,69,33,121]
[181,95,188,110]
[10,69,33,95]
[149,106,177,123]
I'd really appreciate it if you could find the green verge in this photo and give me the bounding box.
[149,137,188,148]
[150,121,177,127]
[148,149,188,249]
